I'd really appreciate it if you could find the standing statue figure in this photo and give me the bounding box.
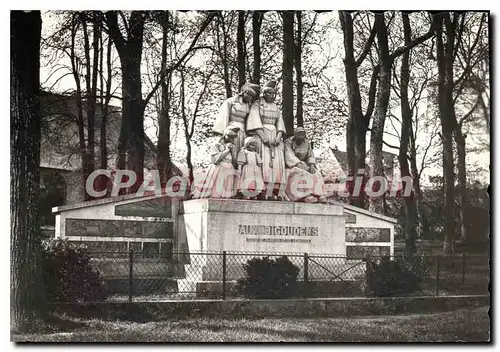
[284,127,327,203]
[248,80,287,200]
[213,83,262,159]
[236,136,264,200]
[192,126,241,199]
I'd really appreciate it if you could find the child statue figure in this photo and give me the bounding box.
[236,137,265,200]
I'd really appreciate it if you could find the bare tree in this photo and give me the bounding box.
[434,12,458,254]
[452,13,488,243]
[96,26,114,195]
[282,11,295,136]
[106,11,215,192]
[295,11,304,127]
[252,11,264,85]
[105,11,146,192]
[156,11,173,185]
[338,11,377,208]
[388,13,440,241]
[81,12,102,199]
[237,11,246,90]
[179,67,215,184]
[398,13,418,255]
[215,11,234,98]
[368,12,435,214]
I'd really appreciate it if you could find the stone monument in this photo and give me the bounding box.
[175,80,350,294]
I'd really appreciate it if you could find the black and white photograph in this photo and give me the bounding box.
[9,7,491,343]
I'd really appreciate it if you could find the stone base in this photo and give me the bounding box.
[174,199,349,288]
[176,198,346,255]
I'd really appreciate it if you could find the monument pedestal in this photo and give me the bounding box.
[176,199,346,254]
[174,199,347,293]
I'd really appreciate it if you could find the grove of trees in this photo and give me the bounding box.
[11,10,490,331]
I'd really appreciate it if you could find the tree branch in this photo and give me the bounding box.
[419,123,439,180]
[459,94,481,127]
[144,13,215,107]
[389,21,436,60]
[190,69,214,139]
[302,12,318,44]
[355,25,376,67]
[383,139,400,150]
[452,14,487,103]
[104,11,125,55]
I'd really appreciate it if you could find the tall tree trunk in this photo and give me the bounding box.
[409,124,425,238]
[252,11,263,85]
[89,14,100,187]
[346,115,356,177]
[106,11,146,193]
[101,35,112,170]
[68,16,89,200]
[435,13,456,254]
[399,13,418,255]
[186,135,194,187]
[455,127,468,242]
[369,13,391,214]
[237,11,246,90]
[81,13,100,200]
[10,10,45,332]
[339,11,369,208]
[96,29,112,197]
[282,11,295,137]
[217,12,232,98]
[158,12,172,186]
[81,14,93,200]
[295,11,303,127]
[179,69,194,186]
[122,54,145,192]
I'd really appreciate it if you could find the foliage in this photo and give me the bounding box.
[366,256,429,297]
[235,256,300,299]
[418,177,489,243]
[42,239,108,302]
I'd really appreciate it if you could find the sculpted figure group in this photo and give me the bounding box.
[192,81,327,203]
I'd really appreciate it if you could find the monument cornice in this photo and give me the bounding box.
[179,198,344,216]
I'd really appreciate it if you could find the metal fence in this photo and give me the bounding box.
[86,250,489,302]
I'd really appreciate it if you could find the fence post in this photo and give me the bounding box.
[129,248,134,302]
[303,253,309,297]
[222,251,227,300]
[435,255,440,296]
[462,253,466,284]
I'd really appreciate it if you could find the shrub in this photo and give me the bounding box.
[366,256,429,297]
[42,239,108,302]
[235,256,300,299]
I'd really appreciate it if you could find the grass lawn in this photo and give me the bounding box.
[13,307,490,343]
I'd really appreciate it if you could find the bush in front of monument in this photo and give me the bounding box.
[235,256,300,299]
[42,239,108,303]
[365,256,428,297]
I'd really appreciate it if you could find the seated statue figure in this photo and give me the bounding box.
[284,127,327,203]
[192,126,240,199]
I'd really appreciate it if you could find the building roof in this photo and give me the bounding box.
[343,203,398,224]
[52,192,179,214]
[40,90,183,177]
[331,148,348,172]
[323,146,398,180]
